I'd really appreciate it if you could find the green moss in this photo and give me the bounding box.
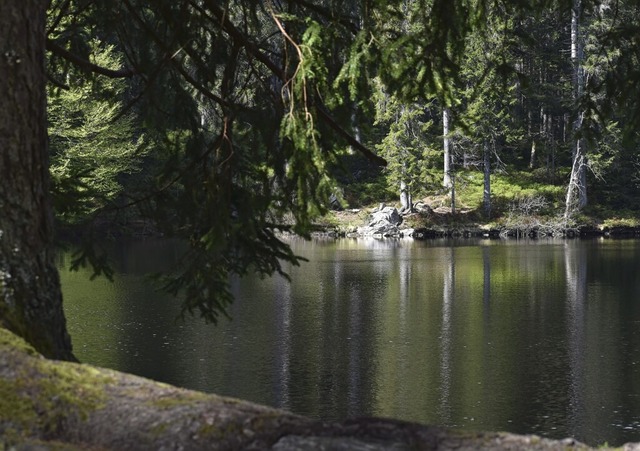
[149,421,169,436]
[0,327,39,357]
[198,420,242,440]
[0,327,114,440]
[149,391,213,409]
[0,379,40,433]
[38,362,112,421]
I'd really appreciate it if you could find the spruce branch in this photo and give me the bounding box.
[46,39,137,78]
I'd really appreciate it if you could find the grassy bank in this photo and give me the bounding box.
[319,169,640,238]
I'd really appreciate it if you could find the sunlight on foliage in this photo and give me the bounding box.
[48,40,146,223]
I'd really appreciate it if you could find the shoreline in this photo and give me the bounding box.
[310,205,640,240]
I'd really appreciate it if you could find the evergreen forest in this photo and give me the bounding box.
[3,2,640,447]
[43,0,640,322]
[2,0,640,360]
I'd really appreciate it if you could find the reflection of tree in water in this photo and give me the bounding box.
[483,246,491,315]
[439,245,455,425]
[62,239,640,446]
[561,241,638,446]
[283,240,385,421]
[273,274,292,411]
[564,241,587,438]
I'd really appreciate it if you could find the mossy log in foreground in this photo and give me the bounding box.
[1,328,638,451]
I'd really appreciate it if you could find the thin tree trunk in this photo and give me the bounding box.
[450,177,456,215]
[399,105,411,212]
[545,114,555,179]
[565,0,588,220]
[349,105,361,155]
[0,0,75,360]
[443,107,452,189]
[483,140,491,218]
[400,180,411,212]
[529,139,536,169]
[442,107,455,213]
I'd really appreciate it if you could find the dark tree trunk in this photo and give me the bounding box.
[0,0,74,360]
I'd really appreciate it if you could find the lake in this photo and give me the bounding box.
[59,237,640,447]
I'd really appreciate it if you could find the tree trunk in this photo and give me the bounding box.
[483,140,491,219]
[0,0,74,360]
[349,105,361,155]
[565,0,588,220]
[400,180,412,212]
[529,139,536,169]
[442,107,452,189]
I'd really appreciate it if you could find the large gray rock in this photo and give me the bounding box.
[370,206,402,226]
[357,206,402,236]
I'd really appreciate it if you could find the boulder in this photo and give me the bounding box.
[357,207,402,236]
[370,206,402,226]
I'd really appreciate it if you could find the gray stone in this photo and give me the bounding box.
[357,207,402,236]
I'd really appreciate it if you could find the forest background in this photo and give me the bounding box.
[49,0,640,317]
[1,0,640,360]
[46,0,640,230]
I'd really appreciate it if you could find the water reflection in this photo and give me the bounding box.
[439,245,455,425]
[273,271,292,410]
[60,237,640,446]
[565,241,587,440]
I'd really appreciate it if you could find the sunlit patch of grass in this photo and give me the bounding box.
[455,169,566,217]
[601,216,640,229]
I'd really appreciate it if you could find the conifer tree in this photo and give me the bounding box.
[3,0,640,358]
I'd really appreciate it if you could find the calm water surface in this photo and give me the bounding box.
[60,237,640,446]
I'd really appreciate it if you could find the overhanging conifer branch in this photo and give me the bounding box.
[46,39,137,78]
[121,0,231,109]
[47,73,70,90]
[288,0,360,34]
[315,103,387,167]
[200,0,387,167]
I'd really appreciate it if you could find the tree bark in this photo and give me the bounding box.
[0,0,74,360]
[442,107,452,189]
[483,140,491,218]
[400,180,411,212]
[565,0,588,220]
[529,139,536,169]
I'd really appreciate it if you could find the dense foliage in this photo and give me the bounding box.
[44,0,640,323]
